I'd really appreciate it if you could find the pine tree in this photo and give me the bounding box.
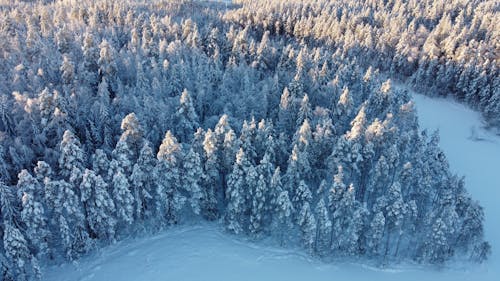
[384,182,406,258]
[155,131,185,225]
[239,119,258,163]
[3,223,41,281]
[33,161,52,183]
[0,182,16,224]
[291,119,312,180]
[268,167,283,218]
[225,148,249,234]
[222,128,239,179]
[175,89,199,143]
[274,190,294,246]
[298,201,317,254]
[45,179,90,260]
[249,174,267,236]
[422,218,452,264]
[58,130,85,185]
[112,139,133,176]
[296,94,312,128]
[278,87,295,134]
[130,142,157,221]
[112,169,134,227]
[315,198,332,256]
[80,169,116,240]
[336,86,354,127]
[181,148,203,216]
[201,129,219,219]
[98,39,118,87]
[17,170,50,260]
[119,112,144,161]
[292,180,312,213]
[367,212,385,257]
[92,149,110,179]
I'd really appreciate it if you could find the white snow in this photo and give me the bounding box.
[43,93,500,281]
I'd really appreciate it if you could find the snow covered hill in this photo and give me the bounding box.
[43,94,499,281]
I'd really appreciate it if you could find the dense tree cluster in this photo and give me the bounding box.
[229,0,500,128]
[0,0,491,280]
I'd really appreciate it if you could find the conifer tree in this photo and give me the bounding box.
[175,89,199,143]
[225,148,250,234]
[58,130,85,186]
[130,142,157,221]
[3,223,41,281]
[298,201,317,254]
[17,170,50,260]
[315,198,332,256]
[155,131,185,225]
[112,169,135,227]
[181,148,203,216]
[201,129,219,219]
[80,169,116,240]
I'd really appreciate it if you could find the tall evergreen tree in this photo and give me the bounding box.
[80,169,116,240]
[155,131,185,225]
[175,89,199,143]
[17,170,50,260]
[112,169,135,227]
[130,142,157,221]
[58,130,85,186]
[225,148,250,234]
[181,148,204,216]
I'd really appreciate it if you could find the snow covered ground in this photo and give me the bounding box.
[43,94,500,281]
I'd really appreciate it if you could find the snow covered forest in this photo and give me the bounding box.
[0,0,496,280]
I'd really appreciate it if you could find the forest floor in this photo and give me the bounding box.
[42,93,500,281]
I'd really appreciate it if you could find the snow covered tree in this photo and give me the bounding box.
[225,148,250,234]
[329,168,365,256]
[17,170,50,260]
[315,198,332,256]
[239,119,258,163]
[278,87,296,134]
[298,202,317,254]
[201,129,219,219]
[112,169,134,227]
[58,130,85,185]
[44,179,90,260]
[274,189,294,246]
[3,223,41,281]
[130,142,157,221]
[80,169,116,240]
[175,89,199,143]
[92,149,110,179]
[335,87,354,127]
[155,131,185,225]
[292,180,312,213]
[119,112,144,161]
[296,94,312,128]
[421,218,452,264]
[112,138,134,176]
[222,128,239,178]
[181,148,203,216]
[33,161,52,183]
[367,211,385,257]
[249,174,267,236]
[384,182,406,258]
[291,119,313,180]
[98,39,118,88]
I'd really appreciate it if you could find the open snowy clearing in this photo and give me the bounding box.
[43,94,500,281]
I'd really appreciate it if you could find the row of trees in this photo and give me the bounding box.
[0,0,490,280]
